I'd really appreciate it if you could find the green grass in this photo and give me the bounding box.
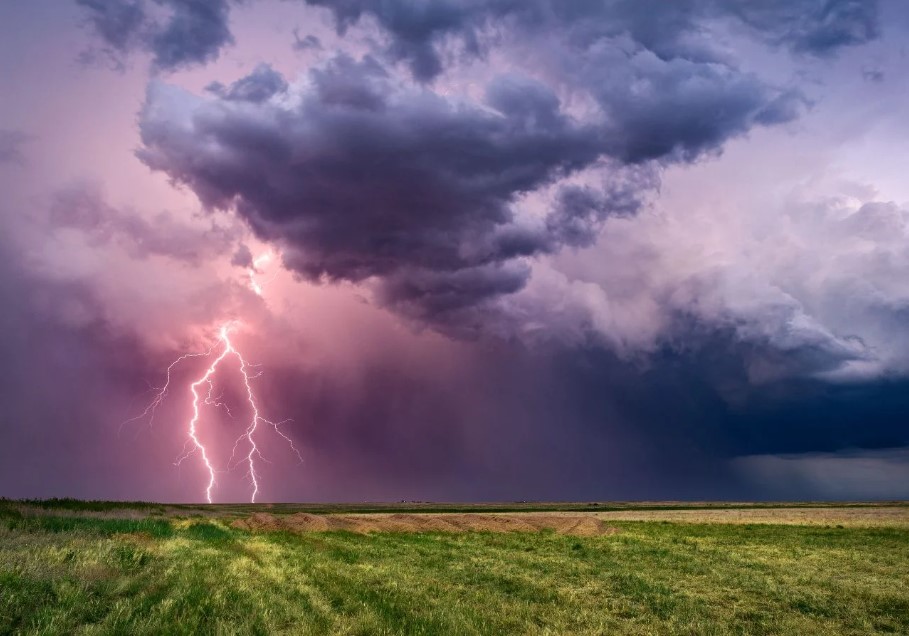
[1,502,908,634]
[7,499,166,513]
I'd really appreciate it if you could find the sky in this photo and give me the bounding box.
[1,0,908,503]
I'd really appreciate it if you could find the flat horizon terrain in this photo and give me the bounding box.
[2,500,908,634]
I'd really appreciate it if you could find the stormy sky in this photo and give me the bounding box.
[1,0,908,503]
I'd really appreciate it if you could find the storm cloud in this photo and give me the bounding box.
[136,27,803,329]
[303,0,880,81]
[77,0,880,79]
[76,0,234,71]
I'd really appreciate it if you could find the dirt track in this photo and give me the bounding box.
[231,512,618,536]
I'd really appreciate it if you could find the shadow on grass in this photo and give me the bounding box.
[183,521,234,542]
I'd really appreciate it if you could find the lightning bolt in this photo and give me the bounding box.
[248,251,277,296]
[119,347,215,434]
[125,251,300,502]
[131,321,302,503]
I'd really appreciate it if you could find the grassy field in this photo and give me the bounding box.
[1,500,908,635]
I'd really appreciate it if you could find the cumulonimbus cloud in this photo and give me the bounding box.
[120,0,889,364]
[135,29,804,330]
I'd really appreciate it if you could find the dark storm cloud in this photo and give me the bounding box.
[137,44,798,326]
[0,129,32,165]
[49,183,240,264]
[377,263,532,337]
[75,0,880,75]
[81,0,882,332]
[150,0,234,70]
[75,0,147,57]
[303,0,880,81]
[149,0,233,71]
[137,57,602,304]
[731,378,909,456]
[76,0,233,71]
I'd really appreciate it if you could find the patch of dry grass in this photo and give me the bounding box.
[592,506,909,526]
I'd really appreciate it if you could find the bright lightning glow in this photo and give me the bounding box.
[248,251,277,297]
[131,321,302,503]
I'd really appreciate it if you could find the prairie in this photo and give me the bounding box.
[1,500,907,635]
